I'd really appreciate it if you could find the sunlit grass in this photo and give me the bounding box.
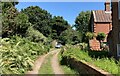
[39,54,54,74]
[61,45,119,74]
[58,50,78,74]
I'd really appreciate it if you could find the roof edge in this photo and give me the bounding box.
[92,11,96,22]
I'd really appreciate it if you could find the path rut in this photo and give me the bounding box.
[51,49,64,74]
[26,49,64,75]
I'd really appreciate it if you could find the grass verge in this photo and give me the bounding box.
[39,54,54,74]
[61,45,120,74]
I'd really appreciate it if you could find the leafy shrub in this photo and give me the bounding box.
[96,32,106,49]
[79,42,88,51]
[96,32,106,41]
[85,32,94,40]
[26,26,47,43]
[59,28,82,45]
[88,51,109,58]
[0,36,50,74]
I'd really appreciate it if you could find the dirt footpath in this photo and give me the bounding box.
[51,49,64,74]
[26,49,64,75]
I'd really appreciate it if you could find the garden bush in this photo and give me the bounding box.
[26,26,47,43]
[0,36,50,74]
[79,42,88,51]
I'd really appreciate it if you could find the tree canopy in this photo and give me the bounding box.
[74,11,91,34]
[2,2,19,37]
[2,2,83,45]
[21,6,52,37]
[2,2,31,37]
[14,12,31,36]
[51,16,70,39]
[59,27,82,45]
[26,26,47,43]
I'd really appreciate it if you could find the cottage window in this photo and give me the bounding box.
[117,44,120,56]
[118,0,120,20]
[117,32,120,56]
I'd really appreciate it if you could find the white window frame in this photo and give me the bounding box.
[117,44,120,56]
[117,32,120,56]
[118,0,120,20]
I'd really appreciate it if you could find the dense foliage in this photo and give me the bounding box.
[26,26,47,43]
[1,2,95,74]
[96,32,106,42]
[96,32,106,49]
[61,45,119,74]
[21,6,71,40]
[0,36,50,74]
[2,2,30,37]
[21,6,52,37]
[1,3,52,74]
[51,16,70,39]
[59,28,82,45]
[74,11,91,34]
[14,13,31,36]
[2,5,19,37]
[85,32,94,40]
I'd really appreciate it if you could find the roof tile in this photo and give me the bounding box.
[93,10,112,22]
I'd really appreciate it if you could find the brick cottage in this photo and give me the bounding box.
[107,0,120,59]
[89,2,112,50]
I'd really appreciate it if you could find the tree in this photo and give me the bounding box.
[2,2,31,37]
[59,27,82,45]
[26,26,47,43]
[21,6,52,37]
[96,32,106,49]
[74,11,91,34]
[51,16,70,39]
[2,2,19,13]
[14,12,31,36]
[2,5,19,37]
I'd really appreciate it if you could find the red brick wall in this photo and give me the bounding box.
[95,22,112,42]
[94,23,112,35]
[90,38,100,50]
[90,22,112,50]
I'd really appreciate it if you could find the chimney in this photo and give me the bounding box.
[104,2,110,11]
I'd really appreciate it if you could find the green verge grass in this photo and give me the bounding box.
[58,49,78,74]
[39,54,54,74]
[0,36,50,74]
[61,45,119,74]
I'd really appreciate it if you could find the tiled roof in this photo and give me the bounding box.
[93,10,112,22]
